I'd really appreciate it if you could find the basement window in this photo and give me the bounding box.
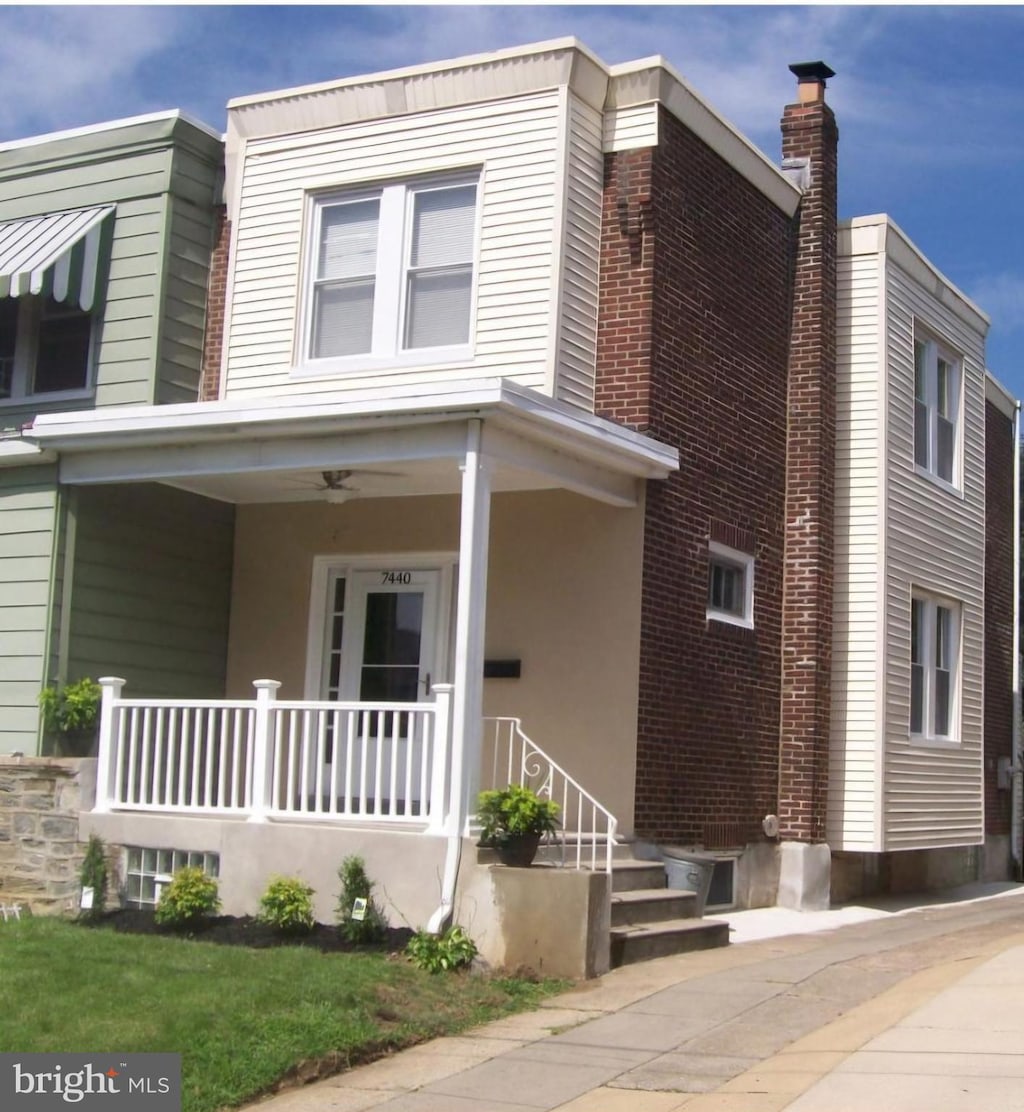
[707,541,754,629]
[123,847,220,909]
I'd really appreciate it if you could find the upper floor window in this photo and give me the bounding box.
[914,332,960,487]
[707,541,754,629]
[910,592,959,741]
[305,174,479,368]
[0,295,93,402]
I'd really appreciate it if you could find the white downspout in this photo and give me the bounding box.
[428,419,491,933]
[1011,400,1022,878]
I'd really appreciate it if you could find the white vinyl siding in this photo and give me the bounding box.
[224,92,566,401]
[555,94,603,410]
[883,260,985,851]
[602,103,658,152]
[829,247,884,850]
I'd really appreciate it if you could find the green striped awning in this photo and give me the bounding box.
[0,206,114,311]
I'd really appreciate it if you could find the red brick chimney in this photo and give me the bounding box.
[777,62,838,844]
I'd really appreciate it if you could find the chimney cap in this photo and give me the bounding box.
[789,61,836,84]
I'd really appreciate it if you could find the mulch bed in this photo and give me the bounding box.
[83,908,414,954]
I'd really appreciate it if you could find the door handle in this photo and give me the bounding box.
[421,672,432,693]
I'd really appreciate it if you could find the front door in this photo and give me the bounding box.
[315,564,445,813]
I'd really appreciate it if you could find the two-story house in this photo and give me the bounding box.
[6,39,1018,973]
[830,214,1019,900]
[0,113,227,756]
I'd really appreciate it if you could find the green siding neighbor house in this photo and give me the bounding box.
[0,112,232,755]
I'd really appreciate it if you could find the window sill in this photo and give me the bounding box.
[913,464,964,500]
[706,609,754,631]
[907,734,962,750]
[0,387,94,408]
[292,345,474,380]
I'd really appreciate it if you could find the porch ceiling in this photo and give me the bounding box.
[26,378,679,508]
[167,455,569,505]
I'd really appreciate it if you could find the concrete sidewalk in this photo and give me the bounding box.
[251,885,1024,1112]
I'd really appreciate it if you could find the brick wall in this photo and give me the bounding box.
[199,206,230,402]
[777,93,838,842]
[597,107,794,844]
[0,757,96,914]
[984,400,1015,836]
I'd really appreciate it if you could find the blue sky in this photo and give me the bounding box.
[2,4,1022,397]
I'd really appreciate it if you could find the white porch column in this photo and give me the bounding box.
[93,677,125,814]
[248,679,280,822]
[449,419,492,835]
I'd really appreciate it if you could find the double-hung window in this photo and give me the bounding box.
[0,294,94,401]
[910,593,959,741]
[913,331,960,486]
[306,174,478,367]
[707,541,754,629]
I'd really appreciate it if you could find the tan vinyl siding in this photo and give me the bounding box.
[830,249,884,849]
[883,260,986,850]
[603,103,658,152]
[0,466,59,753]
[67,484,234,698]
[224,91,563,400]
[554,93,602,412]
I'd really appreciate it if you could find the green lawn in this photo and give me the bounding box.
[0,917,564,1112]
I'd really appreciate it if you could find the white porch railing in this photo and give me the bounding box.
[94,679,452,828]
[93,681,617,873]
[481,717,618,873]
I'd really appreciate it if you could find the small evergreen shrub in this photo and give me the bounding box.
[258,875,316,934]
[78,834,108,919]
[335,855,387,944]
[154,866,221,929]
[406,925,478,974]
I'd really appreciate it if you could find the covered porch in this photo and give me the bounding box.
[29,379,677,917]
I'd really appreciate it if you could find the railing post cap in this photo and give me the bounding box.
[252,679,282,690]
[98,677,126,687]
[432,683,454,693]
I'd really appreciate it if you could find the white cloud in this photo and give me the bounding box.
[968,273,1024,335]
[0,7,189,136]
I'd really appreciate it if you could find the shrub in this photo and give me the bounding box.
[40,678,101,737]
[154,866,221,929]
[336,855,387,944]
[476,785,560,843]
[78,834,107,919]
[258,875,316,934]
[406,925,478,974]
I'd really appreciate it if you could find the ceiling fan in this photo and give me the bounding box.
[287,468,400,503]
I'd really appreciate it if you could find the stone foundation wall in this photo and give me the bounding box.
[0,757,96,914]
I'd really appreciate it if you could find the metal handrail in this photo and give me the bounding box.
[481,716,618,873]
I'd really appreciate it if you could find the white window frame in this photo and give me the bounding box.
[303,551,457,700]
[909,591,961,744]
[913,328,962,492]
[706,541,754,629]
[296,171,480,377]
[0,294,96,406]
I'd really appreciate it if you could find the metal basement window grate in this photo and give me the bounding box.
[124,848,220,909]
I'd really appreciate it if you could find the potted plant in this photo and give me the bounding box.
[476,784,560,867]
[39,677,102,757]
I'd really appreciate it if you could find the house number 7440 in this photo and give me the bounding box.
[380,571,412,585]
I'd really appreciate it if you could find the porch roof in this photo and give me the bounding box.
[26,378,679,508]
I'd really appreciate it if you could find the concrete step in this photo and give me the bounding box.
[611,887,698,926]
[610,860,667,893]
[609,917,730,966]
